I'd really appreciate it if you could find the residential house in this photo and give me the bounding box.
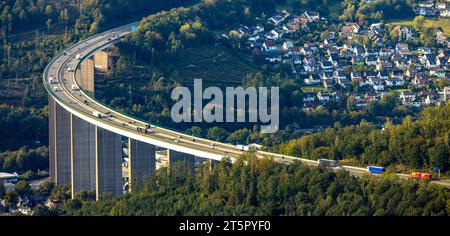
[435,2,446,9]
[320,61,334,71]
[268,11,290,25]
[392,25,414,40]
[303,93,316,102]
[400,91,415,101]
[423,93,439,106]
[412,73,429,86]
[386,77,405,87]
[423,54,438,68]
[378,70,389,80]
[335,60,351,70]
[352,56,365,66]
[282,41,294,51]
[266,29,283,40]
[303,11,320,22]
[305,74,321,85]
[303,61,319,73]
[418,47,432,54]
[351,72,364,85]
[300,47,313,56]
[366,56,377,66]
[322,72,334,80]
[379,48,394,57]
[317,92,330,103]
[429,67,446,77]
[292,54,302,65]
[263,40,277,52]
[370,78,385,91]
[441,9,450,17]
[396,43,410,55]
[365,92,380,102]
[442,87,450,101]
[334,71,347,80]
[416,7,437,16]
[337,78,351,88]
[365,71,377,80]
[391,70,404,80]
[418,1,434,8]
[364,46,378,56]
[323,79,335,89]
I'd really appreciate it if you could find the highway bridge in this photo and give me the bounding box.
[44,22,450,200]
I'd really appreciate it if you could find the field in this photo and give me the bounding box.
[175,46,258,88]
[388,18,450,37]
[301,85,329,93]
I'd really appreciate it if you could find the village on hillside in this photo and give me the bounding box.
[223,3,450,111]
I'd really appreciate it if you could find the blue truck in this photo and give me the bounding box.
[367,166,385,174]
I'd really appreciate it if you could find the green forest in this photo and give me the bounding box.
[52,154,450,216]
[1,0,450,216]
[275,103,450,174]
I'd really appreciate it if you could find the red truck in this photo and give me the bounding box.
[410,172,432,179]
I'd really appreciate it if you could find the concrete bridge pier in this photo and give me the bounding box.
[50,108,124,200]
[208,159,219,171]
[128,139,156,192]
[70,115,96,198]
[94,50,109,71]
[75,58,95,94]
[95,127,123,200]
[167,149,195,174]
[49,97,72,185]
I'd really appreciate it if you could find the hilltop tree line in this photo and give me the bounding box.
[276,103,450,173]
[0,0,194,36]
[120,0,268,64]
[53,154,450,216]
[0,104,48,151]
[0,146,48,174]
[339,0,416,23]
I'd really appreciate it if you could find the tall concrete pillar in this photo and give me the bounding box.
[48,97,56,182]
[71,115,96,198]
[197,158,218,171]
[128,139,156,191]
[94,50,109,71]
[208,159,219,171]
[95,127,122,200]
[167,149,195,173]
[48,97,72,185]
[80,58,95,94]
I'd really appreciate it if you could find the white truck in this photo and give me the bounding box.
[48,76,56,84]
[53,86,60,92]
[75,54,81,60]
[71,84,80,91]
[92,111,102,118]
[236,145,250,151]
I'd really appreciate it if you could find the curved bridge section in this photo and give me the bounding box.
[44,23,249,199]
[44,23,450,200]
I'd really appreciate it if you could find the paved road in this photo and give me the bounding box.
[43,22,450,188]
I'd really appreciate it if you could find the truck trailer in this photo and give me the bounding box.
[318,159,340,168]
[367,166,385,174]
[92,111,102,118]
[236,145,250,151]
